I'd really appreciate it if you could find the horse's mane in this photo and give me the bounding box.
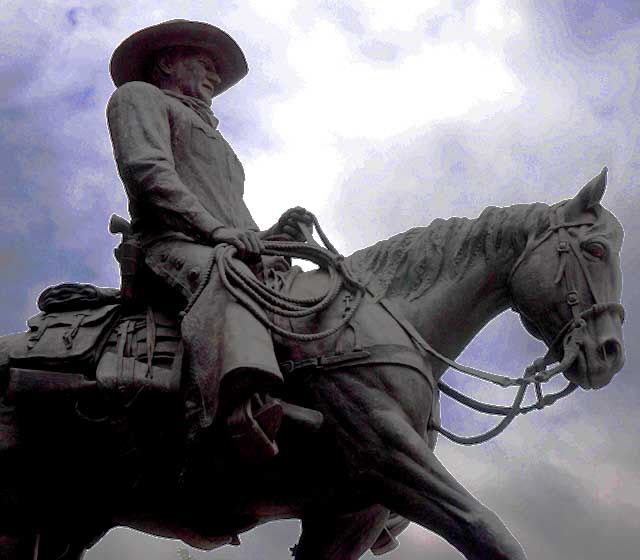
[346,202,551,301]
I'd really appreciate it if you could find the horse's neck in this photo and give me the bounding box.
[368,203,549,378]
[391,260,511,376]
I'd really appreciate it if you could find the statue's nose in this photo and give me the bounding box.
[597,338,624,372]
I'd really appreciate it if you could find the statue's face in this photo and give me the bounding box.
[167,50,221,104]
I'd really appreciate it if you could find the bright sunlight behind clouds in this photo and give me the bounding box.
[244,0,524,227]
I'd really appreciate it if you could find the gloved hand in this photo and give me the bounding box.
[261,255,291,272]
[209,227,264,258]
[260,206,314,241]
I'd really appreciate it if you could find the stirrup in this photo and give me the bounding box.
[370,514,410,556]
[227,393,283,463]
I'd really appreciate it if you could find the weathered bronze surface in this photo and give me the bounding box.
[0,19,626,560]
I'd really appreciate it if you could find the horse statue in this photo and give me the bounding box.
[0,168,625,560]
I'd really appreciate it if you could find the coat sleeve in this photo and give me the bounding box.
[107,81,224,240]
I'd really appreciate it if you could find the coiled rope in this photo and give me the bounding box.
[182,215,366,342]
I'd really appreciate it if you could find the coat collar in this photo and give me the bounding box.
[162,89,220,129]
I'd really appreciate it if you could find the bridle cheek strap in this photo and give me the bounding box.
[518,206,625,385]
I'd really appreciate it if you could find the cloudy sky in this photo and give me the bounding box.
[1,1,639,559]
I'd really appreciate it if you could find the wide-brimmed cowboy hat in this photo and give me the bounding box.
[110,19,248,96]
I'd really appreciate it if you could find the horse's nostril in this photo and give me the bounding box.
[598,339,623,367]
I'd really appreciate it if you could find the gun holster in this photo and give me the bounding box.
[110,214,142,303]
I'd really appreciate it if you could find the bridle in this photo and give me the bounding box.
[412,202,625,445]
[508,203,624,365]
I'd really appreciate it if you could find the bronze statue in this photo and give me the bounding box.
[107,20,317,458]
[0,19,626,560]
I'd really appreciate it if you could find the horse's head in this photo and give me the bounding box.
[509,168,625,390]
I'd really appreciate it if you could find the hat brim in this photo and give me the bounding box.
[110,20,248,97]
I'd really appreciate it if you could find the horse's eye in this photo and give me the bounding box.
[584,242,606,259]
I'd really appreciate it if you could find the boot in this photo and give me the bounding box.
[226,393,283,463]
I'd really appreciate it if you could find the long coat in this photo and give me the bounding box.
[107,82,281,429]
[107,81,257,245]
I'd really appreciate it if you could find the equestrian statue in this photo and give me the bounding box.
[0,19,626,560]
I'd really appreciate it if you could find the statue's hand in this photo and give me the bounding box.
[261,255,290,272]
[210,227,264,258]
[261,207,314,242]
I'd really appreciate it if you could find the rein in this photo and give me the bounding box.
[374,296,580,445]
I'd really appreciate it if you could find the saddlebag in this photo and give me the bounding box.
[96,308,184,402]
[9,304,121,373]
[7,307,183,403]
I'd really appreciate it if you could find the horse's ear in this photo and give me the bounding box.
[564,167,607,219]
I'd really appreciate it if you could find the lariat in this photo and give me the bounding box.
[182,214,366,343]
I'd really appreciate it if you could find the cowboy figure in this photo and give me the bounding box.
[107,20,312,458]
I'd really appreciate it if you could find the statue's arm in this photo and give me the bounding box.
[106,81,224,242]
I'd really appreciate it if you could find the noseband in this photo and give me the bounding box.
[409,203,625,445]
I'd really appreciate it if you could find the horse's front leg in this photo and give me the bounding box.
[306,364,525,560]
[293,505,389,560]
[368,410,527,560]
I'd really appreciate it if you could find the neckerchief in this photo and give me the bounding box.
[162,89,220,129]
